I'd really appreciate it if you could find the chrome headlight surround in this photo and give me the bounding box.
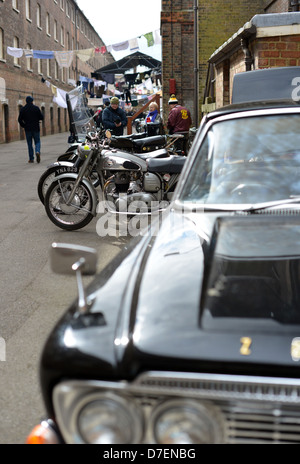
[148,399,225,444]
[53,382,144,444]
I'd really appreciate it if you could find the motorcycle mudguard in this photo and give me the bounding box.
[46,161,75,169]
[52,173,98,216]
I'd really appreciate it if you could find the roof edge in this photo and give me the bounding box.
[209,12,300,64]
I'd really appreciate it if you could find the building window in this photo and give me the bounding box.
[37,4,41,29]
[26,43,33,71]
[60,0,64,11]
[12,0,19,11]
[37,58,42,75]
[54,20,58,41]
[46,13,51,35]
[13,36,20,66]
[61,26,64,46]
[0,29,4,61]
[54,61,58,80]
[25,0,31,20]
[47,59,51,78]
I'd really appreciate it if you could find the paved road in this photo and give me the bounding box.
[0,132,131,444]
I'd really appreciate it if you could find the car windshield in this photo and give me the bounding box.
[181,113,300,205]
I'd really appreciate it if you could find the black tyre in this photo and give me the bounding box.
[37,166,69,205]
[38,164,99,204]
[44,177,95,230]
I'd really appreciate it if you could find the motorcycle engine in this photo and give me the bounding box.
[143,172,161,192]
[114,172,131,192]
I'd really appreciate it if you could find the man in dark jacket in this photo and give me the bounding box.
[102,97,127,136]
[18,96,44,163]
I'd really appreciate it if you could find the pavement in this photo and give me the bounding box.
[0,130,131,444]
[1,130,72,163]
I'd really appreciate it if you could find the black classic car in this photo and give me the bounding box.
[28,68,300,444]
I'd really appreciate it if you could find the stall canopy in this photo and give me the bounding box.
[92,51,161,79]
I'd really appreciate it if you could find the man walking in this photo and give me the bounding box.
[167,94,192,154]
[18,96,44,163]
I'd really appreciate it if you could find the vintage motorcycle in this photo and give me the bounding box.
[37,130,170,205]
[43,130,186,230]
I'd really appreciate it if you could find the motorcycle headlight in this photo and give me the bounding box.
[78,144,91,159]
[53,383,144,444]
[149,400,224,444]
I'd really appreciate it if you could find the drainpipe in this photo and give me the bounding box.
[241,38,253,72]
[194,0,199,125]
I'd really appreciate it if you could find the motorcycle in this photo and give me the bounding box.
[43,130,186,231]
[37,128,170,205]
[37,84,168,205]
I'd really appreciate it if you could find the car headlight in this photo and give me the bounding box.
[53,384,144,444]
[149,400,224,444]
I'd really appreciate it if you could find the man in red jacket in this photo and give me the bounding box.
[167,94,192,154]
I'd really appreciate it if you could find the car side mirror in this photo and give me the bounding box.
[50,243,98,313]
[51,243,97,275]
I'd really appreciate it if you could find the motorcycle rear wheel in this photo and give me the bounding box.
[44,177,95,230]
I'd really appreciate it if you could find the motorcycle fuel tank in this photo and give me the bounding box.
[98,150,147,171]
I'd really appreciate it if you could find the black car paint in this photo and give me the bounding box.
[40,209,300,418]
[38,92,300,439]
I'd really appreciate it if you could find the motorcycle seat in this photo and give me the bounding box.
[133,135,166,149]
[147,155,186,174]
[135,148,169,160]
[110,134,165,150]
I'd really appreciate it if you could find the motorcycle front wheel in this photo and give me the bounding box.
[44,177,95,230]
[38,165,100,205]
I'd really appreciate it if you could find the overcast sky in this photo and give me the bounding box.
[76,0,162,60]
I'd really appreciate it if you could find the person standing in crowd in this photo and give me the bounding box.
[18,96,44,163]
[102,97,127,136]
[145,101,163,135]
[95,106,103,128]
[167,94,192,154]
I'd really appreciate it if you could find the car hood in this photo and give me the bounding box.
[127,212,300,373]
[42,212,300,394]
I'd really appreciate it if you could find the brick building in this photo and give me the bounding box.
[161,0,265,125]
[0,0,113,144]
[206,0,300,109]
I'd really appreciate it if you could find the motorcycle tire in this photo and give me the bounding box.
[44,177,95,230]
[38,165,100,205]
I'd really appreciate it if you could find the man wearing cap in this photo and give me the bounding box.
[167,94,192,154]
[102,97,127,136]
[18,96,44,163]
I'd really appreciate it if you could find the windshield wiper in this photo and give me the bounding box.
[245,197,300,213]
[201,197,300,214]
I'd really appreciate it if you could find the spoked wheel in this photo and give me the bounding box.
[37,167,64,205]
[38,165,100,204]
[44,177,95,230]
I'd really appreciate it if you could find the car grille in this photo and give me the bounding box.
[131,372,300,444]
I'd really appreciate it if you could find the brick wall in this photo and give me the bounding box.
[198,0,265,103]
[253,35,300,68]
[161,0,265,126]
[161,1,194,124]
[0,0,113,143]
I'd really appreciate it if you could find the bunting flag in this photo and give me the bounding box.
[112,41,130,52]
[75,48,95,62]
[129,38,139,52]
[143,32,154,47]
[6,28,161,66]
[54,51,74,68]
